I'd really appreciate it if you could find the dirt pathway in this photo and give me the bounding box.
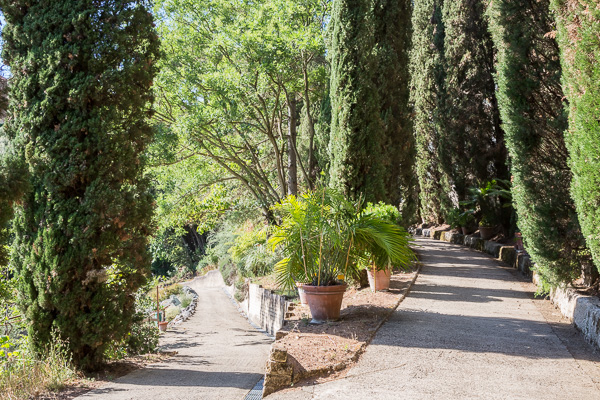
[267,237,600,399]
[78,271,272,400]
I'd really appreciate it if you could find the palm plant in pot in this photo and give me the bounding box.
[359,202,413,292]
[269,189,415,323]
[460,180,512,240]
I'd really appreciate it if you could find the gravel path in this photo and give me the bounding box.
[267,237,600,399]
[77,272,272,400]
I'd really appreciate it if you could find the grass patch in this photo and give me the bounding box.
[0,336,78,399]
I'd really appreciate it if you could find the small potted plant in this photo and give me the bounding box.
[478,215,496,240]
[158,308,168,332]
[460,179,512,240]
[448,207,475,235]
[269,189,415,322]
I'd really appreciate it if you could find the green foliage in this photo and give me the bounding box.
[446,207,475,229]
[153,0,329,219]
[1,1,159,370]
[438,0,509,203]
[229,223,279,277]
[409,0,453,224]
[551,0,600,275]
[363,202,402,225]
[268,188,415,290]
[488,0,591,287]
[180,294,193,309]
[460,180,512,227]
[0,333,77,398]
[328,0,386,202]
[165,306,181,322]
[0,136,28,269]
[373,0,417,222]
[328,0,415,209]
[149,227,204,278]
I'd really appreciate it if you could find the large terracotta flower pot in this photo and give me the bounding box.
[296,282,308,305]
[367,268,391,292]
[303,283,347,323]
[479,226,495,240]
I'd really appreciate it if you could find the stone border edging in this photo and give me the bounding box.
[168,286,199,328]
[413,228,600,351]
[262,262,423,397]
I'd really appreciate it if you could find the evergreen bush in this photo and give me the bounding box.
[1,1,159,369]
[438,0,509,203]
[488,0,592,287]
[551,0,600,276]
[328,0,386,203]
[409,0,453,223]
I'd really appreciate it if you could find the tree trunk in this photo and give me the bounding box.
[287,94,298,195]
[303,61,316,188]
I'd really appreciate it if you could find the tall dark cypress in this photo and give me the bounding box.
[1,1,159,369]
[373,0,417,224]
[438,0,508,202]
[551,0,600,277]
[409,0,453,223]
[328,0,386,203]
[329,0,415,211]
[487,0,592,288]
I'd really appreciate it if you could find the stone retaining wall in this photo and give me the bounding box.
[414,229,600,351]
[247,284,289,337]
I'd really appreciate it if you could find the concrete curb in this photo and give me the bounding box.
[412,229,600,351]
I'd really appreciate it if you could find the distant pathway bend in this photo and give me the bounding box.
[267,237,600,399]
[78,271,272,400]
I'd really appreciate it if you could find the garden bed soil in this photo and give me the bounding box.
[274,267,419,388]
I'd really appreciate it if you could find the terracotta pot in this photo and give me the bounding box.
[296,282,308,305]
[303,283,347,323]
[479,226,495,240]
[461,226,470,235]
[366,268,391,292]
[158,321,168,332]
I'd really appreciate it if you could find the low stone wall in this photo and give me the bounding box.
[247,284,288,337]
[419,230,600,351]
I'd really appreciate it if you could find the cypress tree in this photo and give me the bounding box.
[438,0,508,202]
[0,141,28,268]
[329,0,415,212]
[373,0,417,224]
[409,0,453,223]
[1,1,159,369]
[328,0,386,203]
[551,0,600,275]
[487,0,592,288]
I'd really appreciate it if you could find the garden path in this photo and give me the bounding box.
[267,237,600,399]
[76,271,272,400]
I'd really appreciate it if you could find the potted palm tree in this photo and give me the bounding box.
[269,188,415,323]
[460,179,512,240]
[359,202,411,292]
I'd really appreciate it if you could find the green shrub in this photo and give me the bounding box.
[551,0,600,276]
[229,223,278,277]
[180,294,193,309]
[2,0,159,370]
[0,333,77,399]
[165,306,181,322]
[363,202,401,225]
[124,321,159,355]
